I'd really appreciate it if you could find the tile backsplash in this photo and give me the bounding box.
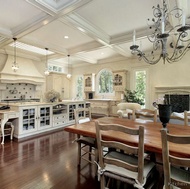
[4,83,35,100]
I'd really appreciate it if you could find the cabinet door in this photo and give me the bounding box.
[68,104,76,122]
[38,105,52,130]
[62,76,70,99]
[53,75,62,94]
[46,73,70,100]
[20,106,38,134]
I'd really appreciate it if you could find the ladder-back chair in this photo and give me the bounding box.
[95,120,157,189]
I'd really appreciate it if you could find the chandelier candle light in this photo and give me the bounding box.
[130,0,190,64]
[12,38,19,72]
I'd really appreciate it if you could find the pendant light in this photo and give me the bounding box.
[12,38,19,72]
[44,48,49,76]
[67,54,71,78]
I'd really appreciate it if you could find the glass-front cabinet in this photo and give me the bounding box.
[38,105,52,130]
[113,70,127,91]
[68,104,76,122]
[83,73,95,92]
[20,106,37,133]
[11,101,90,140]
[19,105,52,134]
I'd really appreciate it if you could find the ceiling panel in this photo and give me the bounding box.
[0,0,189,67]
[75,0,160,36]
[0,0,43,30]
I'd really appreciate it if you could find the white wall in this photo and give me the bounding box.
[71,51,190,109]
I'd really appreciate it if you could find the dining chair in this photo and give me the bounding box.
[95,120,157,189]
[161,128,190,189]
[74,107,98,168]
[133,108,158,122]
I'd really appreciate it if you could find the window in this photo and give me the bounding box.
[76,76,83,99]
[98,69,113,94]
[134,69,147,106]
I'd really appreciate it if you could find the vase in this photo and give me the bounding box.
[158,104,172,129]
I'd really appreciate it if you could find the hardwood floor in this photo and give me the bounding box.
[0,129,163,189]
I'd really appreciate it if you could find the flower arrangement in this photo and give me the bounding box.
[152,96,169,108]
[45,89,60,102]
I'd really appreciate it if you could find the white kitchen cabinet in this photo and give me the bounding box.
[53,114,67,127]
[18,105,52,135]
[38,105,52,130]
[113,70,127,92]
[109,100,120,116]
[52,103,68,127]
[46,73,70,100]
[19,106,37,134]
[8,100,89,140]
[88,99,110,116]
[87,99,120,117]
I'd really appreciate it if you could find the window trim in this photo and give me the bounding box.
[131,67,149,108]
[95,68,115,97]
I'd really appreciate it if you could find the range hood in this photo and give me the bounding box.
[0,55,45,85]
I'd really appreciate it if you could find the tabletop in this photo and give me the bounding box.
[64,117,190,158]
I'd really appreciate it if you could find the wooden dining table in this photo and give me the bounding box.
[64,117,190,158]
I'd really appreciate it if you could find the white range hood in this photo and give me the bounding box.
[0,55,45,85]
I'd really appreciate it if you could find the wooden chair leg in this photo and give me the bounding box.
[94,148,98,175]
[77,142,81,166]
[89,146,92,160]
[100,174,106,189]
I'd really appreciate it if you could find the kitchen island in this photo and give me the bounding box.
[0,100,90,141]
[87,99,120,117]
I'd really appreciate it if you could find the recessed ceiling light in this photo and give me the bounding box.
[64,36,69,39]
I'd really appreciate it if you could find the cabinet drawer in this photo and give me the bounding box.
[53,114,67,121]
[5,112,19,119]
[53,120,67,127]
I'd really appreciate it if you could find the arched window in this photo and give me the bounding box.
[97,69,113,94]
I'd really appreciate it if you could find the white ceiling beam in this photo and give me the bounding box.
[62,13,110,45]
[74,54,97,64]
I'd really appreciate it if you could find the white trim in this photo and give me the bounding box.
[95,68,115,98]
[131,67,149,108]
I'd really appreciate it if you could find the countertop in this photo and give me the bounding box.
[0,100,88,107]
[0,102,52,107]
[87,99,120,101]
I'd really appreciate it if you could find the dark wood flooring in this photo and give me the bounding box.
[0,129,163,189]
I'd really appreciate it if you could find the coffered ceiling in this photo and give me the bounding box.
[0,0,190,67]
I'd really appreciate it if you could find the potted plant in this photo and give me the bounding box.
[123,89,144,105]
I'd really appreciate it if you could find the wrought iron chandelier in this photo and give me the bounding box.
[12,38,19,71]
[130,0,190,64]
